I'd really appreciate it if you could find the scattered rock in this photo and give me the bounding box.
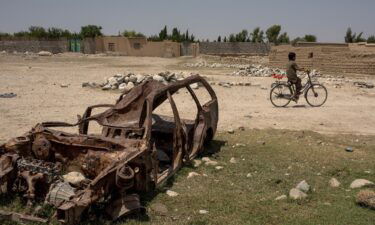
[201,157,210,162]
[350,179,374,189]
[296,180,310,192]
[205,160,218,166]
[246,173,252,178]
[60,83,69,88]
[345,147,354,152]
[190,83,199,89]
[354,81,374,89]
[227,129,234,134]
[0,93,17,98]
[192,159,202,168]
[166,190,179,197]
[187,172,200,179]
[215,166,224,170]
[289,188,307,200]
[63,172,86,186]
[329,178,341,188]
[356,189,375,209]
[199,209,208,214]
[229,157,237,164]
[150,203,168,215]
[275,195,287,201]
[38,51,52,56]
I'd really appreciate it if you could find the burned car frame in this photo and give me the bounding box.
[0,75,218,224]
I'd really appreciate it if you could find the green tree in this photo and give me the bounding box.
[345,27,355,43]
[277,32,290,44]
[190,34,195,42]
[159,25,168,41]
[28,26,47,38]
[235,29,248,42]
[171,27,182,42]
[251,27,265,43]
[229,34,236,42]
[223,36,227,42]
[217,36,221,42]
[367,35,375,43]
[80,25,102,38]
[266,25,281,44]
[13,31,30,37]
[46,27,65,39]
[122,30,145,38]
[355,32,366,42]
[0,32,12,38]
[304,34,317,42]
[183,30,190,42]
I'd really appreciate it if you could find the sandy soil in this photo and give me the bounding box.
[0,53,374,142]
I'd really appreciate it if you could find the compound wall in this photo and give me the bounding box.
[269,44,375,75]
[199,42,270,56]
[0,38,69,53]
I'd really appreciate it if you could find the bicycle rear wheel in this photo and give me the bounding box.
[270,83,292,107]
[305,84,328,107]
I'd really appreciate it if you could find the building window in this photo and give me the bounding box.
[133,43,141,49]
[108,43,115,51]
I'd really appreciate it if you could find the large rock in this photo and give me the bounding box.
[108,77,118,86]
[129,74,137,83]
[350,179,374,189]
[296,180,310,192]
[289,188,307,200]
[329,178,341,188]
[125,82,135,91]
[152,74,165,83]
[38,51,52,56]
[118,83,127,91]
[63,172,86,185]
[136,74,145,84]
[166,190,179,197]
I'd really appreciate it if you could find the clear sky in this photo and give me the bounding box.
[0,0,374,42]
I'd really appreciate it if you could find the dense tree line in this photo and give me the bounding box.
[0,25,103,39]
[147,26,195,42]
[1,25,375,44]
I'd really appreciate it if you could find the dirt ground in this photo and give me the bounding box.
[0,53,375,142]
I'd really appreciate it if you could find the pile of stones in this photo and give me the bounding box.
[184,62,248,69]
[354,81,374,89]
[230,64,286,77]
[82,71,193,92]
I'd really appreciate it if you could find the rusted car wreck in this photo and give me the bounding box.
[0,75,218,224]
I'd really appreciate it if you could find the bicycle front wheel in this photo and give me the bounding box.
[305,84,328,107]
[270,83,292,107]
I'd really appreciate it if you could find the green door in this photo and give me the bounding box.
[70,39,81,52]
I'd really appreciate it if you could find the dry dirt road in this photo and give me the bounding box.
[0,53,374,142]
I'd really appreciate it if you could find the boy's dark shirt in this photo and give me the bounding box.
[286,61,299,82]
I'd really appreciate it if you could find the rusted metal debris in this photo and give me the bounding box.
[0,75,218,224]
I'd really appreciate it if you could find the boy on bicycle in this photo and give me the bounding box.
[286,52,305,100]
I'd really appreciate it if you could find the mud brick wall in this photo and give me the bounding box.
[199,42,270,56]
[269,45,375,75]
[82,38,96,54]
[0,39,69,53]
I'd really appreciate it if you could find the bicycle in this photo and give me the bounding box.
[269,71,328,107]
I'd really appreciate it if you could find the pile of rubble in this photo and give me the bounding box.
[230,64,286,77]
[184,62,248,69]
[83,71,193,91]
[354,81,374,89]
